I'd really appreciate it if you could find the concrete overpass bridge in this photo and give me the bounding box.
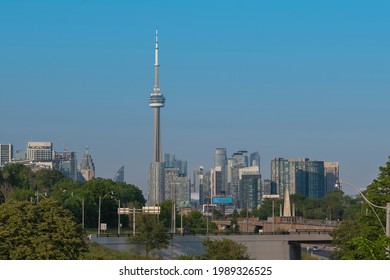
[213,217,338,234]
[92,231,333,260]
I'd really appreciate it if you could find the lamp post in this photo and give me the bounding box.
[97,191,114,236]
[387,202,390,237]
[335,180,390,254]
[180,206,183,236]
[206,203,209,235]
[263,195,280,234]
[31,191,47,203]
[336,180,387,234]
[110,195,121,236]
[336,180,390,257]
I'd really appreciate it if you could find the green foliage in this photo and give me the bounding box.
[130,214,171,256]
[1,165,146,232]
[212,209,223,219]
[301,252,318,260]
[174,254,195,260]
[338,236,390,260]
[51,178,146,228]
[9,188,35,201]
[183,211,207,230]
[158,199,174,228]
[331,157,390,259]
[0,164,33,202]
[230,209,240,232]
[239,208,249,218]
[82,242,154,260]
[201,238,250,260]
[252,199,282,220]
[34,169,65,191]
[253,190,352,221]
[0,199,88,259]
[1,163,32,189]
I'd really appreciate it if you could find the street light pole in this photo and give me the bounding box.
[337,180,390,258]
[386,203,390,258]
[98,196,102,236]
[82,197,85,229]
[71,193,84,229]
[180,207,183,235]
[118,199,121,236]
[97,191,114,237]
[387,202,390,237]
[206,204,209,235]
[337,180,387,234]
[272,200,275,234]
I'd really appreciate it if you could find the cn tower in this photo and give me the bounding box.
[149,29,165,162]
[148,29,166,206]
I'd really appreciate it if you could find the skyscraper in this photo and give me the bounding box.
[324,162,339,193]
[271,158,290,197]
[148,30,166,206]
[262,179,272,196]
[53,151,77,180]
[214,148,227,195]
[79,146,95,182]
[250,152,260,167]
[210,166,223,197]
[270,157,329,199]
[289,158,309,196]
[27,142,53,161]
[164,153,187,177]
[165,167,190,207]
[239,166,260,209]
[307,161,325,198]
[114,166,125,183]
[0,144,13,167]
[228,151,248,207]
[193,166,204,203]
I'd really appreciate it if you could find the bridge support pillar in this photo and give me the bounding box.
[289,242,301,260]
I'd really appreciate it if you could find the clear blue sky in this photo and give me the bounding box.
[1,0,389,196]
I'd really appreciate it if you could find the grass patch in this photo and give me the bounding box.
[82,242,157,260]
[301,252,318,260]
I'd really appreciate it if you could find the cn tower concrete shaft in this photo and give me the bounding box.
[153,107,162,162]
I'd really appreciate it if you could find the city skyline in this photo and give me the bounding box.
[1,1,389,196]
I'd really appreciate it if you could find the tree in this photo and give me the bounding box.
[34,169,65,191]
[131,214,171,256]
[51,178,146,228]
[183,211,207,232]
[158,199,174,229]
[321,189,352,220]
[230,209,240,233]
[331,157,390,259]
[0,163,33,202]
[0,199,88,259]
[201,238,250,260]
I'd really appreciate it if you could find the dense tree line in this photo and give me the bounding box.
[0,163,146,229]
[0,163,147,260]
[252,190,354,221]
[0,199,87,259]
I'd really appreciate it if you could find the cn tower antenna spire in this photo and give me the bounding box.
[154,28,159,90]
